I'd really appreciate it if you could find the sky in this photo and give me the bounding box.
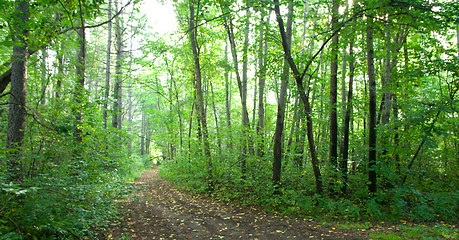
[140,0,178,35]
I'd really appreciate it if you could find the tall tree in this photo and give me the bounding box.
[273,0,323,194]
[224,43,233,150]
[221,2,252,176]
[366,11,377,194]
[339,18,356,195]
[112,0,123,130]
[103,0,113,129]
[7,0,30,181]
[74,15,86,143]
[141,102,146,156]
[189,1,213,186]
[272,2,293,190]
[256,14,269,157]
[40,47,48,105]
[329,0,340,173]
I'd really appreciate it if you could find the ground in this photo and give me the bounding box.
[99,167,456,240]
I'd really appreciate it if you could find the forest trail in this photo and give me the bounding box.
[102,167,368,239]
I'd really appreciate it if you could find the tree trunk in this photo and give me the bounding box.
[40,47,47,105]
[210,81,222,153]
[127,22,134,155]
[7,0,29,181]
[224,43,232,150]
[74,10,86,143]
[272,2,293,190]
[366,13,377,194]
[112,0,123,130]
[339,19,356,195]
[141,103,146,156]
[189,2,213,186]
[221,2,252,176]
[103,0,112,129]
[329,0,340,172]
[256,15,268,157]
[240,5,252,174]
[273,0,322,194]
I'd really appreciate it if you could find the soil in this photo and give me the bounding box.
[99,167,380,239]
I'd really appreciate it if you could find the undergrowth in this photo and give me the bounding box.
[159,153,458,225]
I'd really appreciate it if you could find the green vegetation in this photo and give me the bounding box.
[0,0,458,239]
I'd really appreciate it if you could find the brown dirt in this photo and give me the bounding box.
[100,167,374,239]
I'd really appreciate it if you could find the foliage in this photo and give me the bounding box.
[1,0,458,237]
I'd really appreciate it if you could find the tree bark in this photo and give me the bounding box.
[339,19,356,195]
[224,43,232,150]
[366,13,377,194]
[127,22,134,155]
[112,0,123,130]
[273,0,323,194]
[7,0,29,181]
[189,2,213,186]
[210,81,222,153]
[329,0,340,171]
[103,0,112,129]
[221,2,252,176]
[141,103,146,156]
[74,8,86,144]
[256,15,268,157]
[40,47,47,105]
[272,2,293,190]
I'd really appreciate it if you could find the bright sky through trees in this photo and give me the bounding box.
[141,0,177,35]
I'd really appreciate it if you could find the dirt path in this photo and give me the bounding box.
[103,168,369,239]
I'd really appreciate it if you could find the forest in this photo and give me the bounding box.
[0,0,458,239]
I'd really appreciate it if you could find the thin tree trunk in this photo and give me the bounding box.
[224,43,232,150]
[338,1,349,154]
[171,74,183,155]
[339,19,356,195]
[272,2,293,190]
[56,41,63,99]
[127,23,134,154]
[257,15,268,157]
[141,103,146,156]
[210,81,222,153]
[74,10,86,144]
[103,0,112,129]
[189,2,213,186]
[112,0,123,130]
[273,0,322,194]
[40,47,47,105]
[367,13,377,194]
[241,5,252,173]
[221,2,252,176]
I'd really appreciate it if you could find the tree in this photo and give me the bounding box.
[329,0,340,175]
[189,0,213,186]
[366,10,377,194]
[221,1,252,176]
[272,2,293,190]
[112,0,123,130]
[103,0,113,129]
[273,0,323,194]
[256,14,269,157]
[7,0,30,181]
[339,17,356,195]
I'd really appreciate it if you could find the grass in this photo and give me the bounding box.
[368,222,458,239]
